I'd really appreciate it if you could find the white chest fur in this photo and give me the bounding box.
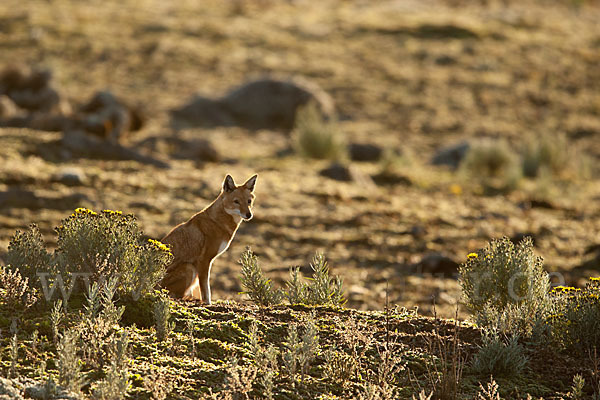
[217,240,229,256]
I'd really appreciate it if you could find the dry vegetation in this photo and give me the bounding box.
[0,0,600,397]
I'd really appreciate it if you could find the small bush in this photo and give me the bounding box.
[293,101,346,160]
[57,328,85,394]
[0,266,37,310]
[459,236,550,335]
[282,317,320,384]
[239,248,283,307]
[305,253,345,306]
[6,223,53,281]
[477,377,501,400]
[568,374,585,400]
[471,330,528,378]
[153,290,174,342]
[547,278,600,353]
[56,208,172,299]
[285,266,308,305]
[94,331,131,400]
[522,132,573,178]
[460,139,522,192]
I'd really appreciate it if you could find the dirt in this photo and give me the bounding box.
[0,0,600,320]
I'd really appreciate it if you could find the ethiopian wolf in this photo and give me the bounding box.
[161,174,257,304]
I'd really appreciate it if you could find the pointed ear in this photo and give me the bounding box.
[244,174,258,192]
[223,175,236,192]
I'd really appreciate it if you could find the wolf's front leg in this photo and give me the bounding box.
[198,261,212,305]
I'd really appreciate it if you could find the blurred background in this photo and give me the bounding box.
[0,0,599,318]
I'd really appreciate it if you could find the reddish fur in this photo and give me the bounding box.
[160,174,257,303]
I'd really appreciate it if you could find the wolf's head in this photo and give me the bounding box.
[221,174,257,221]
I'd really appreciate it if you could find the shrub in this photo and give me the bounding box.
[547,278,600,353]
[239,248,283,307]
[78,278,125,368]
[293,101,346,160]
[521,132,573,178]
[471,330,528,378]
[285,266,308,305]
[282,317,320,384]
[460,139,522,192]
[94,331,131,400]
[477,377,501,400]
[55,208,172,299]
[153,290,174,342]
[240,249,345,307]
[6,223,53,281]
[0,266,37,310]
[57,328,85,394]
[305,253,345,306]
[459,236,551,335]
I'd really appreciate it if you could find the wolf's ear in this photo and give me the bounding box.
[223,175,236,192]
[244,174,258,192]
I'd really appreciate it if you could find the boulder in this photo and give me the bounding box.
[348,142,383,162]
[430,141,470,169]
[171,77,334,132]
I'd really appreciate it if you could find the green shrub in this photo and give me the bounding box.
[240,249,346,307]
[153,290,174,342]
[546,278,600,353]
[460,139,522,192]
[304,253,345,306]
[57,328,85,394]
[6,223,54,281]
[522,132,573,178]
[239,248,283,307]
[55,208,172,298]
[282,317,320,384]
[1,208,172,307]
[0,266,38,310]
[471,330,528,378]
[293,101,346,160]
[459,237,550,335]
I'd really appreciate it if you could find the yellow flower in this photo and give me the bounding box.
[467,253,478,259]
[74,207,97,216]
[102,209,123,215]
[148,239,172,254]
[590,277,600,282]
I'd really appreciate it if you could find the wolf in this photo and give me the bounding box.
[160,174,257,304]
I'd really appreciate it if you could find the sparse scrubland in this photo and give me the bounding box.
[1,0,600,398]
[0,210,599,398]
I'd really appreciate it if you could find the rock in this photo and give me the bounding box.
[0,66,61,112]
[59,131,169,168]
[319,163,353,181]
[371,171,411,186]
[73,90,145,143]
[0,94,18,118]
[52,167,86,186]
[430,141,470,169]
[416,253,460,277]
[171,77,335,132]
[434,54,457,66]
[0,188,89,210]
[173,138,220,162]
[169,96,235,129]
[348,142,383,162]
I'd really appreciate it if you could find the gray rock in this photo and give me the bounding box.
[53,167,86,186]
[348,142,383,162]
[430,141,470,169]
[319,163,353,181]
[171,77,335,132]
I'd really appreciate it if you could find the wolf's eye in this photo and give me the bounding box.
[248,200,252,204]
[233,200,239,204]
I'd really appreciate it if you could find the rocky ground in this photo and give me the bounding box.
[1,0,600,319]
